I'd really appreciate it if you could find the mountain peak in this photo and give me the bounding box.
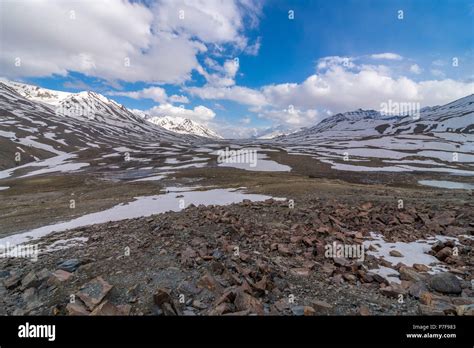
[144,115,222,139]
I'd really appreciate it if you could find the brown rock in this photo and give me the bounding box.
[274,298,290,312]
[208,302,233,315]
[333,257,349,267]
[302,236,317,246]
[277,244,292,255]
[321,263,336,275]
[192,300,208,310]
[197,273,224,293]
[455,305,474,316]
[161,302,178,316]
[408,281,429,299]
[389,250,403,257]
[77,277,113,310]
[48,270,73,284]
[180,247,197,266]
[22,287,36,302]
[380,284,406,298]
[397,212,414,224]
[419,304,444,315]
[311,300,333,314]
[253,276,268,292]
[420,292,433,305]
[153,288,172,306]
[66,302,90,316]
[359,305,370,316]
[90,300,131,316]
[343,273,357,282]
[399,266,425,283]
[21,271,41,289]
[435,247,452,261]
[432,211,456,226]
[239,252,250,262]
[303,306,316,316]
[290,268,311,277]
[4,274,21,289]
[234,289,264,314]
[413,264,430,272]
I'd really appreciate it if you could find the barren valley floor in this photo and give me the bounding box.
[0,148,472,316]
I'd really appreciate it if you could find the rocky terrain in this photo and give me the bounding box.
[0,178,472,317]
[0,80,473,317]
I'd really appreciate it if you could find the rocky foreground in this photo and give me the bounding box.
[0,193,473,316]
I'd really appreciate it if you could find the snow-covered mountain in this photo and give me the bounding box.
[135,113,222,139]
[253,125,301,140]
[380,94,474,135]
[1,80,221,139]
[0,81,202,169]
[1,80,72,105]
[277,95,474,143]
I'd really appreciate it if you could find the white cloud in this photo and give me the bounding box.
[409,64,422,74]
[152,0,259,47]
[169,94,190,104]
[317,56,355,71]
[1,0,262,84]
[257,107,319,126]
[187,85,267,107]
[146,103,216,123]
[245,37,262,56]
[108,87,168,103]
[262,64,473,115]
[430,69,446,78]
[197,58,240,87]
[240,116,251,124]
[432,59,445,67]
[370,53,403,60]
[189,56,474,127]
[108,86,189,104]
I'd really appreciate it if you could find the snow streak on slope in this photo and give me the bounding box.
[264,95,474,175]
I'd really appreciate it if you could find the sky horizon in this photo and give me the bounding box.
[1,0,473,138]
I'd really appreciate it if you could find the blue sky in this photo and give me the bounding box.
[2,0,473,137]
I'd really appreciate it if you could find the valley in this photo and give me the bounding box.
[0,80,473,317]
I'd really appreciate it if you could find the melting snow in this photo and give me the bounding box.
[0,187,283,247]
[218,153,291,172]
[418,180,474,190]
[363,232,458,282]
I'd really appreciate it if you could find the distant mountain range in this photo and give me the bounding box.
[275,95,474,142]
[134,113,222,139]
[1,80,221,139]
[1,79,473,146]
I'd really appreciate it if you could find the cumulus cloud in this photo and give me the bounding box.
[169,94,190,104]
[187,85,267,107]
[317,56,356,71]
[146,103,216,123]
[370,53,403,60]
[409,64,422,74]
[256,107,320,127]
[1,0,262,84]
[261,64,473,115]
[107,86,189,104]
[188,55,474,127]
[108,87,168,103]
[196,58,241,88]
[431,69,446,78]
